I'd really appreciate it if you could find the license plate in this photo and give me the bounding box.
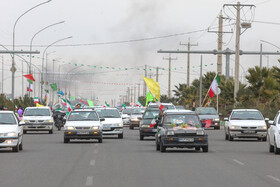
[152,129,157,132]
[243,130,255,134]
[103,127,111,130]
[77,131,89,135]
[179,138,194,142]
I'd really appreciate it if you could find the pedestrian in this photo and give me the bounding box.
[0,105,4,110]
[17,106,23,117]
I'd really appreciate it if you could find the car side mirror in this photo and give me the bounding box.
[100,118,105,122]
[268,120,275,125]
[265,118,269,122]
[224,117,229,121]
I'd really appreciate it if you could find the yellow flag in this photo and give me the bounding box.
[36,103,44,107]
[142,76,160,100]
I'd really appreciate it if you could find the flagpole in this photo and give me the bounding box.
[198,74,218,114]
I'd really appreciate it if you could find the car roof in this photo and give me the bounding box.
[0,110,14,114]
[95,107,117,110]
[148,103,174,105]
[25,107,50,109]
[72,109,95,112]
[163,109,195,115]
[232,109,260,112]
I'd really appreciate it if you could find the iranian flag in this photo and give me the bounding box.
[208,74,221,98]
[136,100,143,107]
[34,97,39,104]
[150,118,156,128]
[104,101,110,107]
[62,98,73,112]
[155,98,164,111]
[27,80,33,92]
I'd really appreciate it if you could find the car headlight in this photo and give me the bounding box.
[21,119,29,123]
[92,126,100,130]
[65,126,74,130]
[131,118,139,121]
[141,125,150,128]
[166,131,174,135]
[196,130,205,135]
[230,125,239,130]
[7,132,17,137]
[118,123,123,127]
[259,125,267,130]
[44,120,52,123]
[214,118,219,121]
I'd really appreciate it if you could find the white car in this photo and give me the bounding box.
[268,111,280,154]
[64,109,103,143]
[121,107,134,126]
[95,108,123,138]
[20,107,54,134]
[224,109,268,141]
[0,111,23,152]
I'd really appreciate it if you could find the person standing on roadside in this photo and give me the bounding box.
[17,106,24,120]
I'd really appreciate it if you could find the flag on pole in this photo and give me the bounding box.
[24,74,35,81]
[105,101,110,107]
[62,98,73,112]
[142,76,160,100]
[203,119,212,128]
[150,118,156,128]
[136,100,143,107]
[36,103,44,107]
[34,97,39,104]
[50,83,57,91]
[146,91,154,106]
[87,100,94,107]
[27,80,33,92]
[208,74,221,98]
[122,104,127,108]
[57,90,64,96]
[155,98,164,111]
[70,96,76,101]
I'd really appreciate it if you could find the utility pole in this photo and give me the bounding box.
[52,59,55,104]
[163,55,177,98]
[22,60,24,98]
[199,56,203,107]
[156,67,159,82]
[130,87,133,104]
[137,83,141,100]
[143,65,147,96]
[260,43,263,69]
[127,87,130,103]
[2,56,3,93]
[134,86,136,104]
[180,39,198,87]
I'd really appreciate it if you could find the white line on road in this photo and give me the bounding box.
[94,149,98,154]
[94,143,99,147]
[267,175,280,183]
[86,176,93,186]
[232,159,245,166]
[90,160,95,166]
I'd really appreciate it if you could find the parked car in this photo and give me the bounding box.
[139,108,160,140]
[121,107,134,126]
[195,107,220,129]
[155,110,208,152]
[0,111,23,152]
[129,108,143,129]
[224,109,268,141]
[20,107,54,134]
[95,108,123,139]
[268,111,280,154]
[64,109,103,143]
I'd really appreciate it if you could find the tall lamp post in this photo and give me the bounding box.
[29,21,65,97]
[41,36,72,101]
[12,0,52,100]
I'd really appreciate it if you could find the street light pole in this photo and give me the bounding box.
[12,0,52,100]
[41,36,72,101]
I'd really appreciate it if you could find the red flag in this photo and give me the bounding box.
[24,74,35,81]
[150,119,156,128]
[203,119,212,128]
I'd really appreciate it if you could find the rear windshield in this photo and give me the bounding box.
[143,110,159,119]
[123,108,134,114]
[132,108,142,114]
[196,107,217,115]
[96,109,121,118]
[24,108,50,116]
[149,104,175,110]
[230,111,264,120]
[0,113,17,125]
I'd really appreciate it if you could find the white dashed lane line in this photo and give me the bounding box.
[85,176,93,186]
[232,159,245,166]
[93,149,98,154]
[90,160,96,166]
[267,175,280,183]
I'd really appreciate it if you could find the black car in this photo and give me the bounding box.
[139,108,160,140]
[155,110,208,152]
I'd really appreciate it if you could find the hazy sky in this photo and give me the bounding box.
[0,0,279,105]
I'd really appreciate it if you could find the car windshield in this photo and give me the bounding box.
[196,107,217,115]
[123,108,134,114]
[149,104,175,110]
[132,108,142,114]
[230,111,264,120]
[164,114,201,128]
[68,111,99,121]
[143,110,159,119]
[96,109,120,118]
[0,113,17,125]
[175,106,185,109]
[24,108,50,116]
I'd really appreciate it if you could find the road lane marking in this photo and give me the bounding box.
[267,175,280,183]
[90,160,95,166]
[232,159,245,166]
[94,149,98,154]
[94,143,99,147]
[86,176,93,186]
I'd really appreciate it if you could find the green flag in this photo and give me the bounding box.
[87,99,94,107]
[122,104,127,108]
[50,83,57,91]
[146,91,154,106]
[70,96,76,101]
[105,101,110,107]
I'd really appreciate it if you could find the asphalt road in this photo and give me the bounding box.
[1,127,280,187]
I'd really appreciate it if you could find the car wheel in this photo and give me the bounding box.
[156,142,160,151]
[118,134,123,139]
[229,134,234,141]
[19,141,23,151]
[269,142,274,153]
[262,137,267,142]
[12,143,19,152]
[202,145,208,152]
[275,139,280,154]
[160,140,166,152]
[49,130,53,134]
[195,147,200,151]
[214,126,220,130]
[23,130,27,134]
[64,138,70,143]
[57,126,61,131]
[140,135,144,140]
[98,138,103,143]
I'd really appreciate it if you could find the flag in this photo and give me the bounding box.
[208,74,221,98]
[57,90,64,96]
[36,103,44,107]
[50,83,57,91]
[203,119,212,128]
[34,97,39,104]
[87,100,94,107]
[136,100,143,107]
[150,118,156,128]
[155,98,164,111]
[24,74,35,81]
[105,101,110,107]
[70,96,76,101]
[146,91,154,106]
[27,80,33,92]
[62,98,73,112]
[61,98,67,106]
[122,104,127,108]
[142,76,160,100]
